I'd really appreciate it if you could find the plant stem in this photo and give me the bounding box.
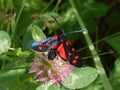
[11,0,25,39]
[52,0,62,12]
[41,0,54,13]
[69,0,112,90]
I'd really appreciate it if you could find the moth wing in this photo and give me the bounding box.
[31,35,59,52]
[57,40,82,67]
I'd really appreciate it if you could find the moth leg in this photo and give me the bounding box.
[48,50,57,60]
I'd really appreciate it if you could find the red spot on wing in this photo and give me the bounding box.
[68,52,72,56]
[46,43,50,46]
[75,55,80,59]
[39,46,43,50]
[65,40,71,46]
[72,48,75,51]
[39,42,42,45]
[72,59,77,64]
[53,35,58,40]
[52,45,58,50]
[57,43,67,60]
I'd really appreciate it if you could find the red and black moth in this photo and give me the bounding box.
[31,34,82,68]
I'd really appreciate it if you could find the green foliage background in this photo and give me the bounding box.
[0,0,120,90]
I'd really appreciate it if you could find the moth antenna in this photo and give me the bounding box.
[69,30,86,34]
[52,16,86,35]
[52,16,66,35]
